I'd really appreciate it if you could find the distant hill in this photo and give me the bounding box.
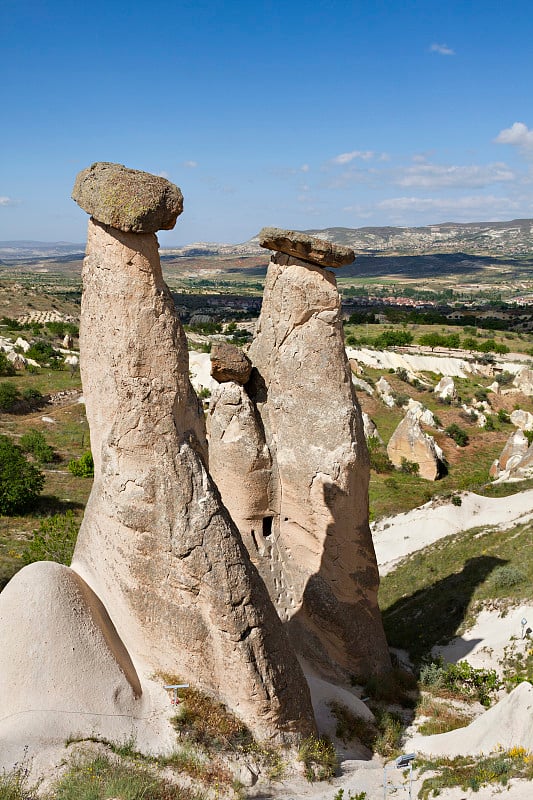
[3,219,532,266]
[164,219,533,259]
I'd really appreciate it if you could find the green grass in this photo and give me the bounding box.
[379,521,533,663]
[415,695,474,735]
[50,752,202,800]
[417,748,533,799]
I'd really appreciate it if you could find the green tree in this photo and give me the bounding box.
[374,330,413,348]
[0,382,21,411]
[0,435,45,514]
[0,351,15,376]
[445,423,469,447]
[19,429,55,464]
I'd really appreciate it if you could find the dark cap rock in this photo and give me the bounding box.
[211,342,252,385]
[72,162,184,233]
[259,227,354,268]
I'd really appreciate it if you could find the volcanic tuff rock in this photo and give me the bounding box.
[387,411,444,480]
[489,428,530,479]
[72,162,184,233]
[70,169,315,741]
[513,367,533,396]
[210,342,252,384]
[434,375,456,400]
[510,409,533,431]
[0,562,173,757]
[210,236,391,679]
[259,226,355,267]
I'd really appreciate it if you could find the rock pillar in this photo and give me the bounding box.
[71,165,315,741]
[209,227,391,678]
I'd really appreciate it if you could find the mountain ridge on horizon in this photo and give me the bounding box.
[1,218,532,260]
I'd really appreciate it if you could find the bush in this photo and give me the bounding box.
[22,511,79,566]
[445,423,469,447]
[0,350,16,376]
[0,382,21,411]
[367,438,394,473]
[25,339,60,365]
[498,408,511,424]
[488,565,525,590]
[297,735,338,781]
[19,429,54,463]
[374,330,413,348]
[68,451,94,477]
[496,371,514,386]
[420,658,500,706]
[400,457,420,475]
[0,435,45,515]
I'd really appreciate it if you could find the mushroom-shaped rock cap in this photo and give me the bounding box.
[211,342,252,384]
[72,162,184,233]
[259,226,354,268]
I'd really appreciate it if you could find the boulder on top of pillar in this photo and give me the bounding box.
[259,226,355,268]
[72,162,184,233]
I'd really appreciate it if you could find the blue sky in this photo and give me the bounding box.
[1,0,533,245]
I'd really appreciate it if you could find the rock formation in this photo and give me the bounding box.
[67,166,315,742]
[434,375,456,401]
[406,398,437,427]
[209,227,391,679]
[0,562,172,759]
[210,342,252,384]
[513,367,533,396]
[376,376,395,407]
[387,411,445,480]
[510,409,533,431]
[489,428,530,479]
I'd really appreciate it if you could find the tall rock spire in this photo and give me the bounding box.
[209,227,391,678]
[71,166,315,741]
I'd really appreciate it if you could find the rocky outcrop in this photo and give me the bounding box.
[210,232,391,680]
[490,428,530,479]
[210,342,252,384]
[69,166,315,742]
[434,375,456,401]
[513,367,533,396]
[510,409,533,431]
[362,412,382,442]
[406,398,436,427]
[376,376,395,407]
[387,412,445,480]
[72,162,183,233]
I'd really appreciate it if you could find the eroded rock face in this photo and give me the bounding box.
[387,412,444,480]
[210,342,252,384]
[0,562,173,758]
[513,367,533,396]
[211,247,391,679]
[510,409,533,431]
[434,375,456,400]
[259,227,354,267]
[72,162,184,233]
[71,215,315,742]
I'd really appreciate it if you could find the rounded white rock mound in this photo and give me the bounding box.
[407,681,533,757]
[0,561,173,768]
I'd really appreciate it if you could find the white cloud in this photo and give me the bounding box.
[430,43,455,56]
[183,160,198,168]
[0,196,14,206]
[377,194,520,214]
[495,122,533,153]
[158,171,170,179]
[395,163,515,189]
[300,163,310,173]
[332,150,375,165]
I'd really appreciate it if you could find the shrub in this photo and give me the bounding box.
[22,511,79,566]
[68,451,94,477]
[0,382,21,411]
[488,565,525,590]
[484,414,496,431]
[400,457,419,475]
[25,339,60,365]
[374,330,413,348]
[19,429,54,463]
[420,658,500,706]
[297,735,338,781]
[0,435,44,515]
[445,423,469,447]
[451,494,462,506]
[497,408,511,424]
[496,371,514,386]
[0,350,16,376]
[367,438,394,473]
[169,681,253,751]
